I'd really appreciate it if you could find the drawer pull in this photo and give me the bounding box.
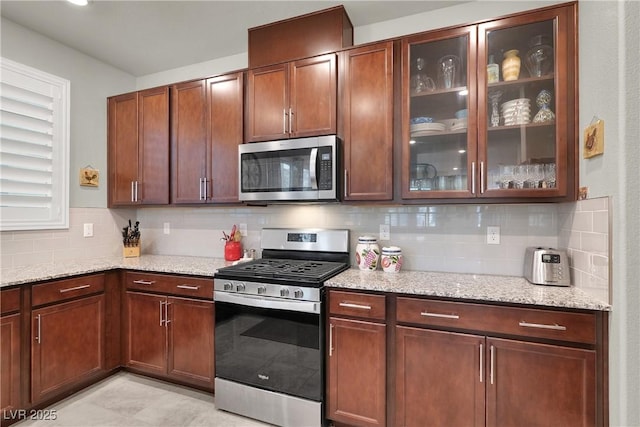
[420,311,460,320]
[177,284,200,290]
[519,321,567,331]
[35,314,41,344]
[59,284,91,293]
[339,302,371,310]
[132,280,156,286]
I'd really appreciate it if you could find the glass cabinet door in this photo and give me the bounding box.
[478,8,573,198]
[402,27,477,199]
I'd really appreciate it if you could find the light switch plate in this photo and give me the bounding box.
[83,223,94,237]
[380,224,390,241]
[487,226,500,245]
[163,222,170,235]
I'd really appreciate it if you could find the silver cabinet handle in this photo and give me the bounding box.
[134,181,139,202]
[283,109,287,134]
[159,301,165,326]
[471,162,476,194]
[339,302,371,310]
[490,344,495,385]
[165,302,171,324]
[59,284,90,293]
[480,161,485,194]
[203,178,208,200]
[519,321,567,331]
[479,343,484,383]
[344,170,348,198]
[289,107,293,134]
[329,323,334,357]
[133,280,155,285]
[35,314,41,344]
[199,178,203,200]
[131,181,135,202]
[420,311,460,319]
[177,284,200,290]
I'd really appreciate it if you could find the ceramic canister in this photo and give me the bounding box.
[356,236,380,271]
[381,246,403,273]
[502,49,521,81]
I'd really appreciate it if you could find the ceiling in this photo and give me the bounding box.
[1,0,467,76]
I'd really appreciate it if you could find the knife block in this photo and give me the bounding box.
[123,242,140,258]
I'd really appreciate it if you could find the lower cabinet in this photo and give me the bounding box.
[1,288,21,417]
[327,291,386,427]
[31,275,106,404]
[123,272,214,390]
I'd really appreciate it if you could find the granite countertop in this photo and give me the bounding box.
[2,256,611,311]
[326,268,611,311]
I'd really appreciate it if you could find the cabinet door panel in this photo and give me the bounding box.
[167,297,214,388]
[340,42,394,201]
[31,295,104,403]
[246,64,288,142]
[396,326,484,427]
[486,337,596,427]
[108,92,138,206]
[207,72,243,203]
[138,86,170,204]
[327,317,385,427]
[125,292,166,375]
[171,80,207,204]
[290,54,337,137]
[1,313,21,414]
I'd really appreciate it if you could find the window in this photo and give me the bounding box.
[0,58,70,231]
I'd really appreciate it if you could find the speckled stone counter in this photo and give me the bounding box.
[326,268,611,311]
[0,255,229,288]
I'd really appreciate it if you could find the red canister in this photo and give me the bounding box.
[224,241,242,261]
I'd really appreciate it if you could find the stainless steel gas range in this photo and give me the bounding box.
[213,228,350,427]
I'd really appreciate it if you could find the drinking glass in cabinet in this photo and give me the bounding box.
[437,55,461,89]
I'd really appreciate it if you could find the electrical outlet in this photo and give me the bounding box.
[83,223,94,237]
[486,226,500,245]
[380,224,390,241]
[163,222,170,235]
[239,223,248,236]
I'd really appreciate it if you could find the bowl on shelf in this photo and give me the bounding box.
[501,98,530,110]
[410,116,434,125]
[455,109,468,119]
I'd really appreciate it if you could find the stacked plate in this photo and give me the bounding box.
[411,122,446,136]
[437,117,468,132]
[501,98,531,126]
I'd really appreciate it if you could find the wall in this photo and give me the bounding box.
[0,17,136,209]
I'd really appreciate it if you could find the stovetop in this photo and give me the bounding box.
[214,258,349,285]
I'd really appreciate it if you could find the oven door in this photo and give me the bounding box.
[214,291,323,402]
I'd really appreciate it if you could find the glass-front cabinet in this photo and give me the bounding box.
[402,4,576,200]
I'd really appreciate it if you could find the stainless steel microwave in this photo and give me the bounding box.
[239,135,340,202]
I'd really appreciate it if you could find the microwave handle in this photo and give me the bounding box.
[309,148,318,190]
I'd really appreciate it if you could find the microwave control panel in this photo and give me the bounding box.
[318,147,333,190]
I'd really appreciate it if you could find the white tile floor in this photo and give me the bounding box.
[14,372,272,427]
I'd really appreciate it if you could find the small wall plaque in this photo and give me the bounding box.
[583,119,604,158]
[79,166,99,187]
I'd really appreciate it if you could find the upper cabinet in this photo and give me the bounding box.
[245,54,337,142]
[401,3,577,201]
[171,72,243,204]
[339,41,394,201]
[108,87,170,207]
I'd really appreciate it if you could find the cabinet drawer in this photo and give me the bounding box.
[125,271,213,299]
[329,290,385,321]
[1,287,21,315]
[32,274,104,307]
[396,297,596,345]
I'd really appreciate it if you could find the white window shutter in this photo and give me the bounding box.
[0,58,70,230]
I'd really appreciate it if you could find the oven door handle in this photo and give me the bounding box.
[214,291,321,314]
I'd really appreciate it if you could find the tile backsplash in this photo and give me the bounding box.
[1,200,610,305]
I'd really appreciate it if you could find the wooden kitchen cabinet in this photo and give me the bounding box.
[401,3,577,201]
[31,275,106,404]
[1,288,21,417]
[339,41,394,201]
[108,86,170,206]
[395,295,601,427]
[327,290,386,427]
[245,54,336,142]
[170,72,242,204]
[123,272,214,390]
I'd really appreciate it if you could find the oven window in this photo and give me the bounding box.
[215,301,323,401]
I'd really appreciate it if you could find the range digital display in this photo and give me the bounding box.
[287,233,317,243]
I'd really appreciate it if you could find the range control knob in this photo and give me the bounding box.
[223,282,233,291]
[280,288,290,297]
[236,283,246,292]
[293,289,304,299]
[257,286,267,295]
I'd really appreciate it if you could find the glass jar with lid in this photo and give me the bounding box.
[356,236,380,271]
